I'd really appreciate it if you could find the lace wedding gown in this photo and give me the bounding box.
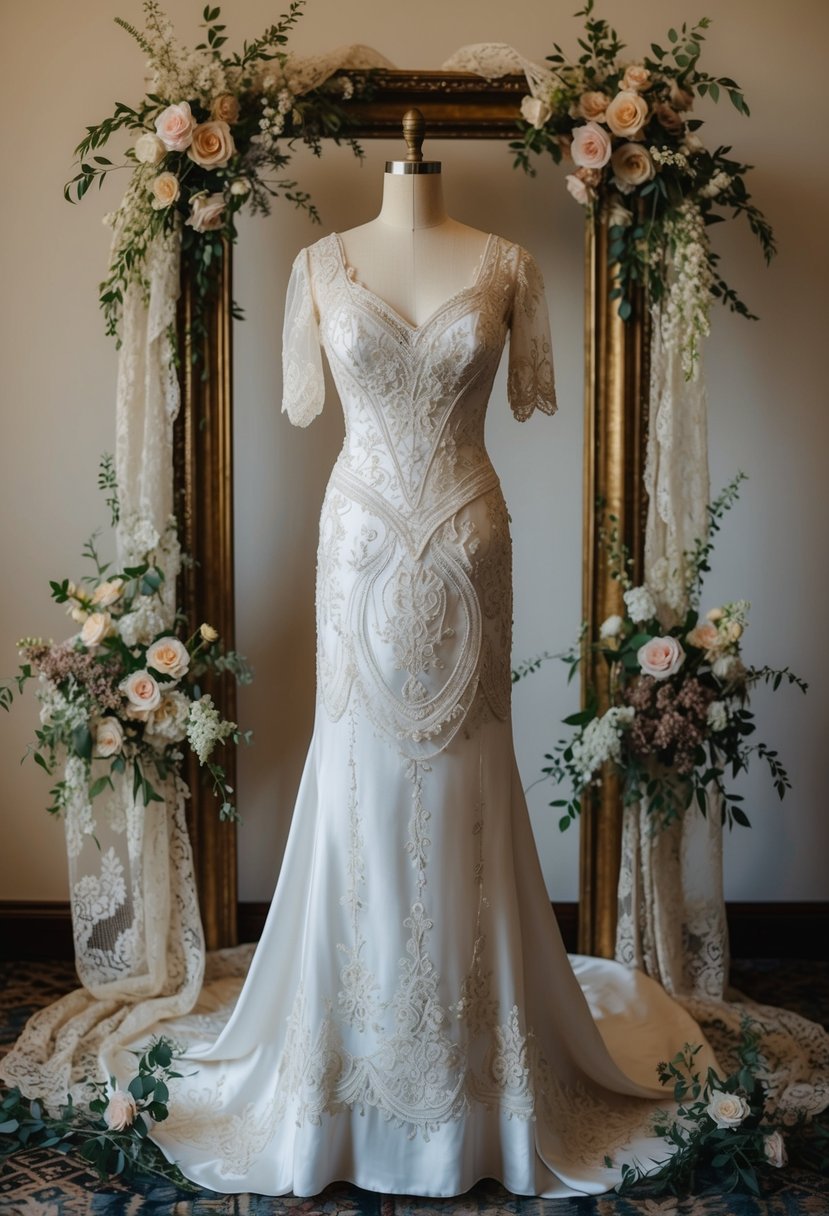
[107,231,716,1198]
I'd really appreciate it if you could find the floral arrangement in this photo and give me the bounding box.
[615,1022,829,1197]
[0,457,251,824]
[66,0,364,347]
[519,474,806,832]
[512,1,775,371]
[0,1037,195,1186]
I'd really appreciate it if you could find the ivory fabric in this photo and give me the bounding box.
[99,232,722,1198]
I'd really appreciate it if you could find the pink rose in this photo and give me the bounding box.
[104,1089,138,1131]
[154,101,196,152]
[605,90,649,139]
[571,121,612,170]
[611,143,655,193]
[637,636,685,680]
[187,120,236,169]
[186,192,227,233]
[578,91,611,122]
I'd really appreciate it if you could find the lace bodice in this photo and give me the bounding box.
[281,232,557,759]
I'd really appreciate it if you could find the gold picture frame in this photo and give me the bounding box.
[174,71,647,955]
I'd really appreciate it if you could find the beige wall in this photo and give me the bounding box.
[2,0,827,907]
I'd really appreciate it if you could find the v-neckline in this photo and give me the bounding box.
[331,230,497,337]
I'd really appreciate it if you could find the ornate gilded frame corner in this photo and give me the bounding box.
[175,72,648,953]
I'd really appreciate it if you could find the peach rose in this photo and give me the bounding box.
[669,80,694,111]
[654,101,685,135]
[687,620,721,651]
[611,143,655,193]
[134,131,166,165]
[120,670,162,714]
[150,171,180,210]
[146,635,190,680]
[520,95,552,129]
[605,90,649,139]
[637,636,685,680]
[571,121,612,170]
[187,120,236,169]
[578,91,611,122]
[622,64,652,92]
[154,101,196,152]
[211,93,240,124]
[186,192,226,233]
[104,1089,138,1131]
[81,612,114,649]
[95,717,124,758]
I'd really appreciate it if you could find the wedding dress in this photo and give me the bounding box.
[106,230,717,1198]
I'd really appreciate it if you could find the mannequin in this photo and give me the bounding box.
[336,109,492,328]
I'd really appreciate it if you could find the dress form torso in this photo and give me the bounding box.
[336,169,491,329]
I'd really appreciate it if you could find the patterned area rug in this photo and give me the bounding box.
[1,958,827,1215]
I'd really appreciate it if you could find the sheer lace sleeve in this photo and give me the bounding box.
[282,246,325,427]
[507,247,557,422]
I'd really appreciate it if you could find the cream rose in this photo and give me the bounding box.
[637,636,685,681]
[146,636,190,680]
[653,101,685,135]
[726,620,743,642]
[611,143,655,193]
[520,95,552,129]
[145,690,190,743]
[706,607,724,622]
[186,192,226,233]
[605,90,649,139]
[104,1089,138,1131]
[571,121,612,170]
[95,717,124,758]
[706,1090,750,1130]
[229,176,251,197]
[120,670,162,714]
[687,620,721,651]
[134,131,166,165]
[70,605,89,624]
[155,101,196,151]
[200,622,219,643]
[151,171,180,210]
[187,120,236,169]
[622,64,652,92]
[682,131,705,155]
[578,91,611,122]
[211,92,240,124]
[607,198,633,228]
[600,614,624,640]
[91,578,125,608]
[81,612,114,649]
[565,173,593,206]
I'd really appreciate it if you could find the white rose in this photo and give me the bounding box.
[637,636,685,680]
[600,614,624,639]
[707,700,728,732]
[146,636,190,680]
[95,717,124,758]
[520,95,553,129]
[155,101,196,152]
[199,622,219,642]
[134,131,166,165]
[187,120,236,169]
[104,1089,138,1131]
[611,142,655,193]
[565,173,592,206]
[763,1131,787,1168]
[120,670,162,715]
[706,1089,750,1130]
[80,611,114,649]
[186,192,226,233]
[150,171,180,210]
[90,579,125,608]
[229,177,251,196]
